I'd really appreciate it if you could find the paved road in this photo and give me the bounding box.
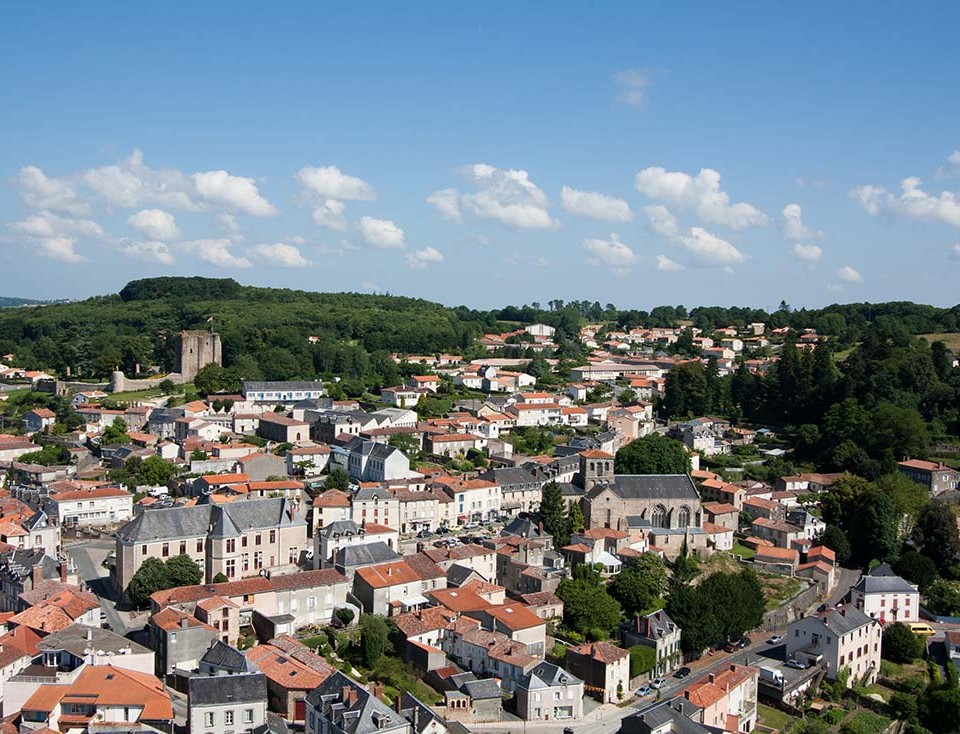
[68,539,129,635]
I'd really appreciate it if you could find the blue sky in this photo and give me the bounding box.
[2,2,960,310]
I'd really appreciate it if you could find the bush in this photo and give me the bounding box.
[882,623,924,664]
[335,607,355,626]
[629,645,657,677]
[823,709,846,725]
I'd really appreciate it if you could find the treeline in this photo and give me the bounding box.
[663,318,960,475]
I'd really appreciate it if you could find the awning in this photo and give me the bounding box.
[598,550,622,567]
[398,595,430,609]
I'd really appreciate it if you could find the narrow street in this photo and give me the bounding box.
[67,539,129,636]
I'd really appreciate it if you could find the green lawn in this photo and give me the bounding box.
[733,542,756,559]
[757,703,797,732]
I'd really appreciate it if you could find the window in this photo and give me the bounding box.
[307,596,316,609]
[289,547,298,563]
[242,553,249,572]
[204,712,214,727]
[197,539,204,553]
[254,551,263,569]
[226,538,236,553]
[226,559,236,577]
[141,545,147,554]
[180,541,186,555]
[242,535,248,547]
[270,530,276,543]
[161,543,169,557]
[255,533,262,545]
[243,709,254,724]
[225,711,234,725]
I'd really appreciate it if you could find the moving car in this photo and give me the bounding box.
[724,636,749,652]
[650,677,667,689]
[766,635,783,645]
[673,667,691,679]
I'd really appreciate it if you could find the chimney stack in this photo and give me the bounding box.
[59,561,68,582]
[32,563,43,589]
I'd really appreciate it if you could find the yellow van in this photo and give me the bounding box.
[908,623,936,637]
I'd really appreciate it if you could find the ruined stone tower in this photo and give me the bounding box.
[175,330,222,383]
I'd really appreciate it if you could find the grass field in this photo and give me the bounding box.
[920,332,960,351]
[757,703,797,732]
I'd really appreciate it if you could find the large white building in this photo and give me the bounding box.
[786,607,881,685]
[849,564,920,624]
[43,486,133,528]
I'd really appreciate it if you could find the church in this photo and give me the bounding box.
[574,450,707,558]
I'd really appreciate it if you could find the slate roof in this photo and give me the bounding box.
[587,474,699,501]
[517,661,582,690]
[815,606,876,635]
[853,574,917,595]
[461,678,501,700]
[502,517,543,539]
[243,381,325,393]
[480,467,540,489]
[334,542,401,569]
[305,671,402,734]
[188,671,267,706]
[201,640,259,674]
[116,497,302,543]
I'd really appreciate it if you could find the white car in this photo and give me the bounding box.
[650,677,667,689]
[785,659,808,669]
[766,635,783,645]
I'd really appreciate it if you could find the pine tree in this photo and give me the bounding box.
[567,501,584,535]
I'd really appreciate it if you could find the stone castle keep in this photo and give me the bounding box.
[175,330,223,383]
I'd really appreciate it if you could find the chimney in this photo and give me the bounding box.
[708,674,716,684]
[59,561,68,582]
[86,628,93,641]
[395,695,403,713]
[32,563,43,588]
[341,685,353,704]
[684,690,691,700]
[180,617,189,629]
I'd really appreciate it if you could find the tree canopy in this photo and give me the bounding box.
[614,434,690,475]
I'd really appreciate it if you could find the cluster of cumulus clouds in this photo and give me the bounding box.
[6,151,443,272]
[422,160,862,287]
[11,140,960,285]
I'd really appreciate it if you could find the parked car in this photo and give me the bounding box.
[416,530,434,539]
[766,635,783,645]
[673,667,691,679]
[635,684,652,696]
[650,677,667,689]
[785,658,808,669]
[436,526,450,534]
[465,522,481,530]
[909,623,936,637]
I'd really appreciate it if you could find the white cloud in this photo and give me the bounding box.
[217,213,243,240]
[37,237,85,263]
[359,216,405,248]
[192,170,277,216]
[181,238,251,268]
[952,243,960,259]
[676,227,747,268]
[311,199,347,230]
[837,265,862,283]
[251,242,311,268]
[426,188,462,221]
[83,150,199,210]
[296,166,376,201]
[560,186,632,222]
[792,243,823,263]
[15,166,90,215]
[583,233,637,275]
[635,167,767,229]
[406,246,444,269]
[613,69,650,108]
[459,164,559,229]
[782,204,823,241]
[850,184,886,217]
[121,240,175,265]
[645,204,679,238]
[852,177,960,227]
[127,209,180,240]
[9,211,104,240]
[950,151,960,166]
[654,255,684,271]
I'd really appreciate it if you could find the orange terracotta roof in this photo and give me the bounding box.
[571,640,629,664]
